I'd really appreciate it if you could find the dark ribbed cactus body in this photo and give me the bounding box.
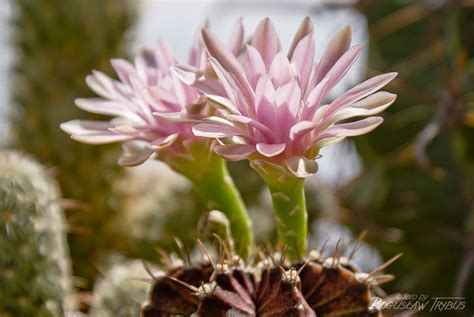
[142,250,390,317]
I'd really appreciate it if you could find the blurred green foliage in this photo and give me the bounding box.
[341,1,474,315]
[11,0,136,289]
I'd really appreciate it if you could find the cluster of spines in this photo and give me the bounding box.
[141,239,399,316]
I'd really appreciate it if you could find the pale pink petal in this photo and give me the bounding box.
[303,76,331,120]
[228,17,244,56]
[85,72,115,99]
[172,64,225,96]
[208,57,249,115]
[255,75,276,129]
[325,72,398,119]
[326,91,397,125]
[154,111,206,123]
[110,124,147,135]
[244,45,266,88]
[269,51,294,87]
[285,156,318,178]
[202,29,254,103]
[61,119,132,144]
[155,39,175,69]
[315,25,352,83]
[61,120,113,135]
[75,98,141,122]
[287,16,314,60]
[323,44,364,93]
[275,79,301,117]
[118,141,156,167]
[289,121,317,141]
[193,123,243,138]
[214,144,256,161]
[111,59,136,85]
[134,48,157,81]
[256,143,286,157]
[290,33,315,89]
[150,133,179,147]
[251,18,280,70]
[206,94,238,113]
[225,113,273,142]
[72,134,132,144]
[314,136,346,149]
[317,117,384,140]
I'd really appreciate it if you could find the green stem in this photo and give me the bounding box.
[251,160,307,260]
[162,141,253,259]
[192,155,253,258]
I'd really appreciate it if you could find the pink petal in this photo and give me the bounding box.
[315,25,352,83]
[61,120,113,135]
[192,123,243,138]
[75,98,141,122]
[214,144,256,161]
[303,76,331,120]
[155,39,175,70]
[85,72,114,99]
[202,29,254,104]
[72,134,132,144]
[289,121,318,141]
[323,44,364,93]
[290,33,315,90]
[325,72,398,119]
[134,48,157,81]
[287,17,314,60]
[173,64,225,96]
[275,79,301,117]
[150,133,179,147]
[255,75,276,129]
[317,117,384,140]
[118,141,156,167]
[285,156,318,178]
[251,18,280,71]
[256,143,286,157]
[154,111,206,123]
[228,17,244,56]
[111,59,135,85]
[208,57,249,115]
[225,113,273,142]
[244,45,266,89]
[326,91,397,125]
[269,51,294,87]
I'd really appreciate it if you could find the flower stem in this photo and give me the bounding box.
[251,160,307,260]
[162,140,253,259]
[192,155,253,258]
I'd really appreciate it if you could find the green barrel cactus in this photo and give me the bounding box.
[0,151,75,316]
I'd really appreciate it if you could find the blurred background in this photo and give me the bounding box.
[0,0,473,316]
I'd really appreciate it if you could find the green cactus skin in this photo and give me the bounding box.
[0,151,75,317]
[89,258,153,317]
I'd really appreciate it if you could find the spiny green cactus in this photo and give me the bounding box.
[11,0,136,285]
[89,257,154,317]
[0,151,75,317]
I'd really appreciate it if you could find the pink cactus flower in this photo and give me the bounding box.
[172,17,397,177]
[61,20,244,167]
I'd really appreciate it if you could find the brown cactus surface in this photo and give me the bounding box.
[142,248,397,316]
